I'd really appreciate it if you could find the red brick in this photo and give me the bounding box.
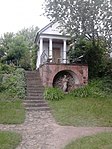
[39,63,88,90]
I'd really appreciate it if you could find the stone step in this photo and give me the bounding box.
[26,77,41,79]
[26,81,41,84]
[25,71,39,74]
[27,96,43,98]
[25,76,40,78]
[26,85,43,87]
[25,76,40,79]
[27,92,43,95]
[25,74,38,76]
[26,78,40,80]
[25,71,50,111]
[27,93,43,96]
[27,84,42,86]
[25,73,39,75]
[26,87,43,90]
[27,88,43,91]
[23,102,48,107]
[26,83,42,86]
[27,85,42,87]
[27,90,44,93]
[27,85,44,88]
[24,100,46,103]
[25,107,50,111]
[27,87,44,92]
[27,88,44,91]
[26,77,40,80]
[25,96,44,100]
[26,79,41,81]
[27,83,43,85]
[25,74,40,77]
[26,79,42,82]
[27,87,43,90]
[25,71,39,73]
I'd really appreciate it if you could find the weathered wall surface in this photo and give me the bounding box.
[39,63,88,90]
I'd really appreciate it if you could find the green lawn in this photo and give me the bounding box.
[0,131,22,149]
[0,100,25,124]
[48,96,112,126]
[64,132,112,149]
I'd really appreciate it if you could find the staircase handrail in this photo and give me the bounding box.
[40,50,48,65]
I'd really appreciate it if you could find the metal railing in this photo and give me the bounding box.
[40,50,49,65]
[40,50,70,65]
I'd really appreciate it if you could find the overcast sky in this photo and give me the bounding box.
[0,0,50,35]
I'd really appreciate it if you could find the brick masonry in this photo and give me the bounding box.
[39,63,88,90]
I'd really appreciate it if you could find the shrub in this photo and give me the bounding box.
[14,68,26,98]
[0,74,5,91]
[0,63,15,74]
[70,78,112,98]
[19,56,31,70]
[70,86,91,98]
[100,76,112,94]
[87,79,106,98]
[0,68,26,99]
[44,87,64,100]
[0,74,3,84]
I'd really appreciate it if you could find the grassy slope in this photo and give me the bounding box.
[48,96,112,126]
[0,131,22,149]
[0,100,25,124]
[0,68,26,124]
[64,132,112,149]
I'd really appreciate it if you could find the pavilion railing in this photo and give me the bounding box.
[40,50,48,65]
[40,50,70,65]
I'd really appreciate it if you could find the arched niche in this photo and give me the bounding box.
[53,70,80,91]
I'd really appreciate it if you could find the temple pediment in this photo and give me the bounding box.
[38,21,70,36]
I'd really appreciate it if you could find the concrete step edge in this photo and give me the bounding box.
[25,107,50,111]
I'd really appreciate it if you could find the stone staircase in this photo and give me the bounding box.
[24,71,50,111]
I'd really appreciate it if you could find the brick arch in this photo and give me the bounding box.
[39,64,88,88]
[52,70,83,91]
[52,69,82,87]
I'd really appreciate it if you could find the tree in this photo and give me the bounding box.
[44,0,112,49]
[5,35,29,66]
[17,26,39,49]
[44,0,112,78]
[0,32,14,54]
[0,26,39,69]
[0,48,5,59]
[68,38,109,78]
[16,26,39,69]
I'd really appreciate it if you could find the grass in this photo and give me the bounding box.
[64,132,112,149]
[0,67,26,124]
[48,95,112,126]
[0,131,22,149]
[0,100,25,124]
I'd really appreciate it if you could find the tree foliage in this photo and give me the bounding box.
[44,0,112,78]
[5,35,29,66]
[44,0,112,48]
[17,26,39,48]
[0,32,14,53]
[68,38,110,78]
[0,26,39,70]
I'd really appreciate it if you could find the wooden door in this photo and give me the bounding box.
[53,48,61,63]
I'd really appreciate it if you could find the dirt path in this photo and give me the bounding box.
[0,111,112,149]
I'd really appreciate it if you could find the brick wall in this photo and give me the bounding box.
[39,63,88,90]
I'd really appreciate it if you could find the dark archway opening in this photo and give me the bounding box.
[53,70,77,91]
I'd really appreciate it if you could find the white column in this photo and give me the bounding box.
[63,39,67,63]
[49,38,53,62]
[40,38,43,56]
[36,50,39,69]
[39,38,43,65]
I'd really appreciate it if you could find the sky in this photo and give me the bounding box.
[0,0,50,35]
